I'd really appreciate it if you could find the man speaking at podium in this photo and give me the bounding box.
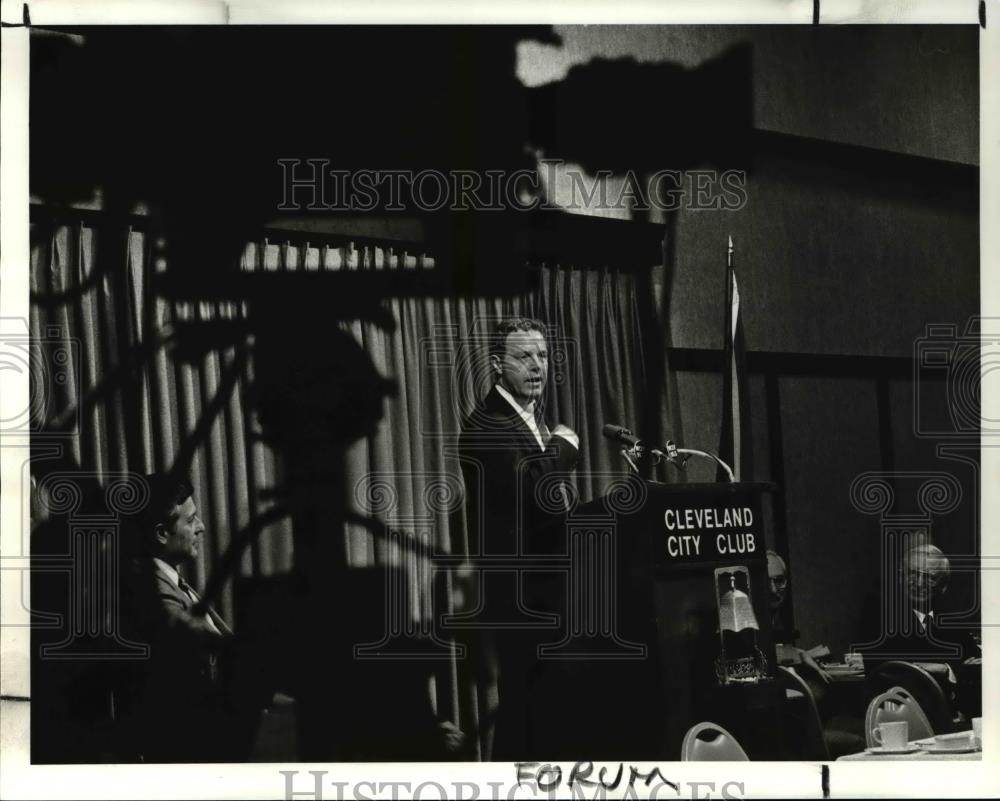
[459,318,580,759]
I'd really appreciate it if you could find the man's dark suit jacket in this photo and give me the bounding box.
[458,385,579,758]
[855,593,981,721]
[459,385,579,564]
[120,559,232,761]
[855,590,977,667]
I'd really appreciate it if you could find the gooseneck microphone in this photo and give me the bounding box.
[602,423,642,448]
[603,423,660,475]
[603,423,737,482]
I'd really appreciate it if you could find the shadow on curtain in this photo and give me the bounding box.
[29,216,669,761]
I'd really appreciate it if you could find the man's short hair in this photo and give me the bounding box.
[138,473,194,534]
[904,543,951,576]
[489,318,546,363]
[766,549,788,575]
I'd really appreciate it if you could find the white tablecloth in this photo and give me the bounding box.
[837,732,981,761]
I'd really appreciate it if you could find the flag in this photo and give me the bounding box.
[717,235,753,482]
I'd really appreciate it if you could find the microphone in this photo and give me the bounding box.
[602,424,642,449]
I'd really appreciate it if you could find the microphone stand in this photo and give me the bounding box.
[614,437,735,484]
[662,441,736,483]
[619,444,682,477]
[620,447,642,475]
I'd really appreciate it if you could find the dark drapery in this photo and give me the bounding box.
[29,214,670,759]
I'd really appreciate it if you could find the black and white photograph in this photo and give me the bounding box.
[0,2,996,798]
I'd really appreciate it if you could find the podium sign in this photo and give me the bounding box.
[564,478,778,759]
[655,498,762,566]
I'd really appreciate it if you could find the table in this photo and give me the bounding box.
[837,731,981,761]
[824,665,865,683]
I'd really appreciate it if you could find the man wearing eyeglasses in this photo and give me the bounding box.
[767,551,831,683]
[857,543,981,720]
[903,544,950,626]
[767,550,865,757]
[884,544,967,652]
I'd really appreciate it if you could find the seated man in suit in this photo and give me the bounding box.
[119,473,234,762]
[857,542,981,719]
[459,317,580,759]
[767,550,831,682]
[767,550,865,756]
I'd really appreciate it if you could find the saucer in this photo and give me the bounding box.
[933,731,973,742]
[919,742,979,754]
[865,745,921,755]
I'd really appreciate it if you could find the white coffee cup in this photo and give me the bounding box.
[873,720,909,749]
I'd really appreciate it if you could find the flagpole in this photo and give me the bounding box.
[665,234,737,483]
[717,234,736,482]
[728,234,737,481]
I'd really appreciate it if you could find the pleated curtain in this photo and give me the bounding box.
[29,217,669,759]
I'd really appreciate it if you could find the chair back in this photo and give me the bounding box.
[681,722,749,761]
[776,666,830,760]
[864,686,934,747]
[872,659,955,733]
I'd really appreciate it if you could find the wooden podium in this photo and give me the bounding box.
[537,477,780,759]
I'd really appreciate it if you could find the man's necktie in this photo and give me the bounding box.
[176,574,194,598]
[177,576,223,635]
[536,416,551,449]
[535,413,570,512]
